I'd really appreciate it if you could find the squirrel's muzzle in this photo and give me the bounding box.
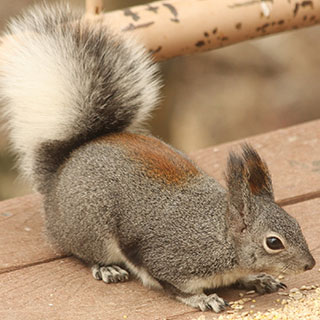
[304,255,316,271]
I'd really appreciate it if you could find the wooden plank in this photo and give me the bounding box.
[190,119,320,205]
[0,194,63,274]
[0,257,192,320]
[1,198,319,320]
[1,119,320,275]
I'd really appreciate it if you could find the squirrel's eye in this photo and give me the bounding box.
[263,234,286,254]
[266,236,285,251]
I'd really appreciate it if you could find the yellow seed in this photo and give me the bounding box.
[252,299,256,303]
[123,316,127,319]
[246,290,255,295]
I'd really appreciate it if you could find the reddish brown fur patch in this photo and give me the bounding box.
[246,159,270,195]
[242,144,273,198]
[96,133,200,184]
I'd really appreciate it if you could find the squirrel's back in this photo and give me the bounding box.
[0,3,160,188]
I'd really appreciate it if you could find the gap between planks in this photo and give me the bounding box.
[1,191,319,276]
[277,190,320,206]
[0,255,70,275]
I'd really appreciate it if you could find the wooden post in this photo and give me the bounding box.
[1,0,320,60]
[89,0,320,60]
[85,0,103,15]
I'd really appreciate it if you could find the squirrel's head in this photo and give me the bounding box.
[225,144,315,276]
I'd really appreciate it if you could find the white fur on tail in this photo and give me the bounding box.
[0,4,160,183]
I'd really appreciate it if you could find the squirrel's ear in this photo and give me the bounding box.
[225,144,274,232]
[241,144,274,200]
[225,150,251,214]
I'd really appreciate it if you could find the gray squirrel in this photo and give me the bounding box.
[0,3,315,312]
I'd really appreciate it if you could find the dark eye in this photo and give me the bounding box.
[266,237,285,250]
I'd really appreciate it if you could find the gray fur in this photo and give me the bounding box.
[0,4,315,313]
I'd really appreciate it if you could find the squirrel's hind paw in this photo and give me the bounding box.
[178,293,229,312]
[234,274,287,294]
[91,264,129,283]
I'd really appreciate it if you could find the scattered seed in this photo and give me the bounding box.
[234,305,244,310]
[291,292,303,300]
[208,284,320,320]
[227,310,235,314]
[246,290,256,295]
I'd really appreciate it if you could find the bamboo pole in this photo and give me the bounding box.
[93,0,320,60]
[85,0,103,14]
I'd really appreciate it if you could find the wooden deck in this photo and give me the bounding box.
[1,119,320,320]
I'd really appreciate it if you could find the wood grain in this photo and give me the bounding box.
[1,119,320,275]
[0,194,63,274]
[0,257,191,320]
[190,119,320,204]
[1,120,320,319]
[0,198,319,320]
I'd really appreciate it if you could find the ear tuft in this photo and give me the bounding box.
[225,144,274,201]
[241,143,274,199]
[225,150,249,213]
[225,144,274,232]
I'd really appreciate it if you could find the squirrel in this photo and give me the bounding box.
[0,3,315,312]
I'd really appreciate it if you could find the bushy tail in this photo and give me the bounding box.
[0,3,160,187]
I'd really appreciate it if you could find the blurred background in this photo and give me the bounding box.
[0,0,320,200]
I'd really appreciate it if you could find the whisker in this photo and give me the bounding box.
[310,244,320,253]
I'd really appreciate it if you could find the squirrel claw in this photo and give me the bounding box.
[234,274,287,294]
[279,282,287,289]
[178,293,229,312]
[91,264,129,283]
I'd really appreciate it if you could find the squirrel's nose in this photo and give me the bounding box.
[304,256,316,271]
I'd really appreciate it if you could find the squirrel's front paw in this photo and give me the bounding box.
[91,264,129,283]
[178,293,229,312]
[235,274,287,294]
